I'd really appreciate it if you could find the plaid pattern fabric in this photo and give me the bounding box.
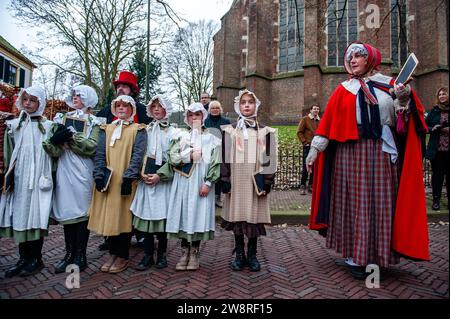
[326,138,400,267]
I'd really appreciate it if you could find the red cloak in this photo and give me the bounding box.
[310,84,430,261]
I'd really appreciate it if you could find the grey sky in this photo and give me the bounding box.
[0,0,233,52]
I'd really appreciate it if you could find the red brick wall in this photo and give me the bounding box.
[213,0,449,124]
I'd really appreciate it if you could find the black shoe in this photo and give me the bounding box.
[73,254,87,272]
[155,253,168,269]
[349,265,367,280]
[432,198,441,211]
[136,254,154,271]
[19,258,44,277]
[247,238,261,272]
[54,254,74,274]
[5,258,28,278]
[73,222,89,272]
[231,235,246,271]
[231,253,247,271]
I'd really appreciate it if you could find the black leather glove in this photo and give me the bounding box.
[95,179,104,192]
[263,183,272,195]
[221,180,231,194]
[121,178,133,196]
[50,126,73,145]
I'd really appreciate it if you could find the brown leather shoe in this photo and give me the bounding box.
[175,247,190,271]
[101,255,117,272]
[186,247,200,270]
[108,257,129,273]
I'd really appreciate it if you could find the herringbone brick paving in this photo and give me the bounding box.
[0,219,447,299]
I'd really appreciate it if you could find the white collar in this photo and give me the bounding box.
[341,73,393,95]
[308,113,320,121]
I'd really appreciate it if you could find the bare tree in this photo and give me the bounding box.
[10,0,179,105]
[163,20,219,110]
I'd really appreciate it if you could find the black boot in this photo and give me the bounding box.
[98,237,109,251]
[247,237,261,272]
[5,242,29,278]
[54,224,76,274]
[73,221,90,272]
[349,265,368,280]
[231,235,246,271]
[155,232,168,269]
[20,238,44,277]
[136,234,154,271]
[432,197,441,211]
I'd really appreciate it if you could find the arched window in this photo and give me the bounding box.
[391,0,408,68]
[278,0,304,72]
[327,0,358,67]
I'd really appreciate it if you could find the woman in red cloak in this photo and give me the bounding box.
[306,42,429,279]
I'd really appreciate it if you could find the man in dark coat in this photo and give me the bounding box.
[96,70,152,124]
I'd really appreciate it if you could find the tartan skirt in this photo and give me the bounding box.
[326,138,400,268]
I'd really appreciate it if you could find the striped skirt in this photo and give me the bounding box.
[326,138,400,268]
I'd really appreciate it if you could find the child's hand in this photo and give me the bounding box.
[199,184,210,197]
[147,174,161,187]
[121,178,133,196]
[192,149,202,161]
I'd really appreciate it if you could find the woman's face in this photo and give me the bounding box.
[209,104,221,116]
[239,93,256,117]
[150,101,167,120]
[438,90,449,104]
[349,52,368,76]
[72,94,85,109]
[21,92,40,114]
[115,101,133,120]
[187,110,203,128]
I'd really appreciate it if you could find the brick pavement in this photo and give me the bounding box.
[0,220,448,299]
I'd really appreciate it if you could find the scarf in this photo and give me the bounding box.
[110,119,133,147]
[148,120,169,165]
[356,79,382,140]
[236,115,257,141]
[437,103,449,112]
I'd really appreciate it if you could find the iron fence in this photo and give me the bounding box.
[274,147,433,190]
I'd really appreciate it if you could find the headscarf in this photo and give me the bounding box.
[343,42,381,77]
[146,95,173,119]
[16,85,46,117]
[183,102,208,127]
[183,103,208,159]
[65,85,98,115]
[344,42,383,139]
[147,95,174,165]
[110,95,136,146]
[234,89,261,140]
[10,85,47,190]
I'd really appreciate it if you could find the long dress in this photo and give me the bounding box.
[87,123,147,236]
[220,124,278,237]
[42,111,106,224]
[164,128,221,242]
[310,73,429,266]
[0,117,54,243]
[131,122,177,233]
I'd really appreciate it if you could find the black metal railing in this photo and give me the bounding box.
[274,148,433,189]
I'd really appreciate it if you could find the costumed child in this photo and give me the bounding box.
[88,95,147,274]
[0,86,54,277]
[131,95,177,270]
[163,102,220,271]
[220,89,278,272]
[42,85,106,274]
